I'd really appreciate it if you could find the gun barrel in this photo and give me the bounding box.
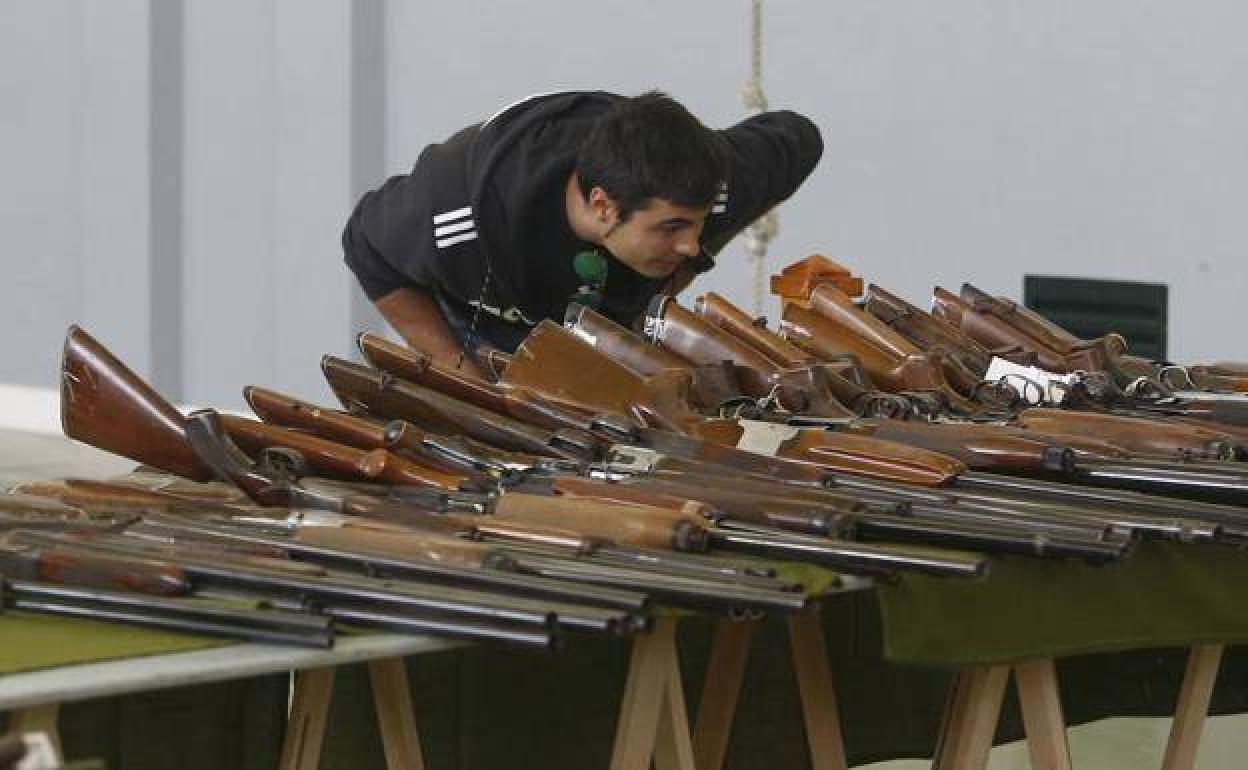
[2,577,334,648]
[706,527,988,579]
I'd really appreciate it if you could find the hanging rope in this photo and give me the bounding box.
[741,0,777,317]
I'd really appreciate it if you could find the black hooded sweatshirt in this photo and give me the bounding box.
[342,91,823,351]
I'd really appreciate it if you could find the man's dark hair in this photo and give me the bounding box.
[576,91,724,222]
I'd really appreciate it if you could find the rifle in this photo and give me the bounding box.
[644,294,856,417]
[321,355,601,460]
[1017,408,1240,462]
[526,473,1123,562]
[779,302,978,415]
[693,292,913,418]
[357,332,637,443]
[0,572,336,648]
[185,408,986,579]
[564,302,745,412]
[499,320,968,485]
[933,286,1127,378]
[862,284,997,374]
[244,385,547,480]
[936,288,1248,432]
[136,510,810,615]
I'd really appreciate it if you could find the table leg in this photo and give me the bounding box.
[9,703,61,761]
[691,617,757,770]
[279,666,336,770]
[609,616,681,770]
[787,608,848,770]
[1014,659,1071,770]
[931,664,1009,770]
[368,657,426,770]
[654,637,696,770]
[1161,643,1225,770]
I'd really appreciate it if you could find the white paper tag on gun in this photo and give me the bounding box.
[984,357,1078,405]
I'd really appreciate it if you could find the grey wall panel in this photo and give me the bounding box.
[0,3,86,388]
[382,0,1248,361]
[271,0,355,402]
[181,0,279,407]
[4,0,1248,406]
[81,0,153,378]
[181,0,355,408]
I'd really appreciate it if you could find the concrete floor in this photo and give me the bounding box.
[4,427,1247,769]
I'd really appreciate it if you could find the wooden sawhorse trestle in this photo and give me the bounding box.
[932,643,1226,770]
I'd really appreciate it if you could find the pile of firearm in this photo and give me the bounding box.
[5,255,1248,652]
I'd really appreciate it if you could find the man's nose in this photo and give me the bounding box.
[674,235,700,257]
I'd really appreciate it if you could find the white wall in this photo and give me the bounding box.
[383,0,1248,363]
[2,0,1246,406]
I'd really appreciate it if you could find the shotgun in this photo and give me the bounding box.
[693,292,913,418]
[564,302,746,412]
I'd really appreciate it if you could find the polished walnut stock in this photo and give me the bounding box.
[769,254,864,304]
[780,303,978,413]
[564,303,744,411]
[694,291,912,418]
[503,320,708,433]
[356,332,630,439]
[218,414,468,491]
[61,325,214,481]
[321,355,598,460]
[932,287,1108,374]
[1018,408,1240,462]
[645,295,856,418]
[0,542,189,597]
[244,386,470,475]
[863,284,996,374]
[960,283,1127,358]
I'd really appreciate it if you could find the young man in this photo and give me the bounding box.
[343,90,822,377]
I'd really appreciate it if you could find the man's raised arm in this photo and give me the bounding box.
[373,287,486,379]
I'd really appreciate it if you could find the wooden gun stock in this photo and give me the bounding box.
[695,292,814,368]
[769,254,864,304]
[780,303,979,413]
[864,284,995,372]
[321,354,598,460]
[564,303,744,411]
[61,325,213,481]
[1018,408,1241,462]
[218,414,468,491]
[809,284,920,360]
[493,492,709,552]
[777,429,965,486]
[961,283,1129,358]
[695,291,911,417]
[646,296,855,417]
[842,420,1073,474]
[0,542,189,597]
[503,320,703,433]
[934,287,1112,374]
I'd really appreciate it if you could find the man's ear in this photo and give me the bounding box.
[587,186,618,227]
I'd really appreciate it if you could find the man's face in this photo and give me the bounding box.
[594,192,709,278]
